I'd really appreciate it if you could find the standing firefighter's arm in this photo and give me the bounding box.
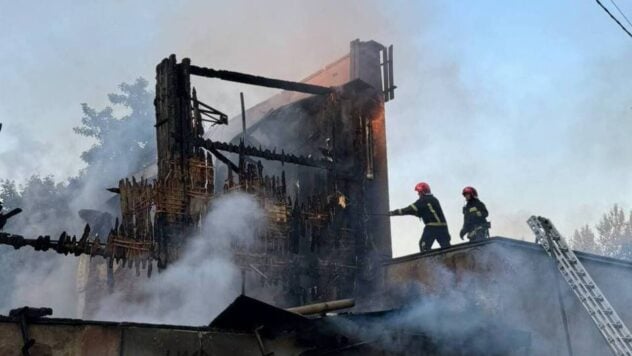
[389,201,420,216]
[478,201,489,219]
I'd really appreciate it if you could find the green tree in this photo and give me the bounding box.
[1,77,155,235]
[73,77,156,182]
[0,180,21,210]
[572,224,598,254]
[572,205,632,261]
[0,176,75,235]
[0,77,156,315]
[595,205,632,258]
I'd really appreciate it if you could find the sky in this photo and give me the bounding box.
[0,0,630,256]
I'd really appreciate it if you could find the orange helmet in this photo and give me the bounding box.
[414,182,431,195]
[462,186,478,198]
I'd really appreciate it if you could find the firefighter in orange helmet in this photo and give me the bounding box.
[389,182,451,252]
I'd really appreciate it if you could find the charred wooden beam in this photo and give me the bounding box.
[0,225,151,260]
[0,226,108,257]
[189,65,333,95]
[0,208,22,230]
[206,146,240,173]
[0,229,156,279]
[192,87,228,127]
[9,306,53,356]
[197,138,331,169]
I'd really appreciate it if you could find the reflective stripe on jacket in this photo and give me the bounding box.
[461,198,488,233]
[395,194,448,226]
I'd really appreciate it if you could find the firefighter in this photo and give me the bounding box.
[459,186,490,241]
[389,182,451,252]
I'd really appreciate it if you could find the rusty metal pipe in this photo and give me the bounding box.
[286,298,355,315]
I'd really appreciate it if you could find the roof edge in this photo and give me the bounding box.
[385,236,632,270]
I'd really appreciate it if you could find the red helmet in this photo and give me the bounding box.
[462,186,478,198]
[414,182,431,194]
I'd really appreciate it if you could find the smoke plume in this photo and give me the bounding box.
[93,193,265,325]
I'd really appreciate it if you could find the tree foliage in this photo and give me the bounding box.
[1,78,155,235]
[572,204,632,261]
[572,225,598,254]
[73,77,156,180]
[0,180,20,210]
[0,176,75,235]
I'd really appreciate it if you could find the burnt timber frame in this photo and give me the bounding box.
[189,65,333,95]
[154,55,339,269]
[0,41,395,310]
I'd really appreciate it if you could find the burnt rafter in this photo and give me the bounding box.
[192,87,228,126]
[0,223,154,262]
[196,138,332,169]
[0,225,109,258]
[0,207,22,230]
[207,146,240,173]
[189,65,333,95]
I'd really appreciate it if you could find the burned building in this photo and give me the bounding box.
[148,50,393,307]
[2,39,632,355]
[125,39,396,307]
[0,39,397,310]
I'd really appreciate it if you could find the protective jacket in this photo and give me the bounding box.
[461,198,488,234]
[391,194,448,227]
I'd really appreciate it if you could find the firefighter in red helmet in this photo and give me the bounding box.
[389,182,451,252]
[459,186,490,241]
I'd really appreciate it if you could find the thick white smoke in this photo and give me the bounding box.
[0,250,79,317]
[92,192,265,325]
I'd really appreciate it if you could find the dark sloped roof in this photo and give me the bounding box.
[385,236,632,270]
[209,294,310,332]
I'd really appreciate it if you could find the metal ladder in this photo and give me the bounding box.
[528,216,632,356]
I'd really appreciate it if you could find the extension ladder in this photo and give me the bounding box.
[528,216,632,356]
